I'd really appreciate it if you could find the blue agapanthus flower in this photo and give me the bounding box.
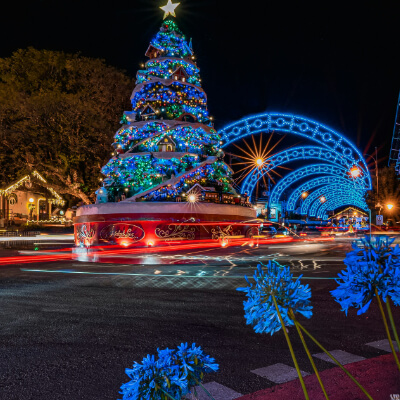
[237,261,313,335]
[331,235,400,315]
[120,344,218,400]
[165,342,219,390]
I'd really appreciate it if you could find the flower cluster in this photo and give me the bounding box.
[120,343,218,400]
[237,261,313,335]
[331,236,400,315]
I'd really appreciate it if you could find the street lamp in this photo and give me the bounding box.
[350,166,362,178]
[387,203,394,211]
[365,147,379,203]
[255,158,264,168]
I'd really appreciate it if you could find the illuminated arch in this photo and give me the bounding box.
[220,113,370,173]
[219,113,372,213]
[270,164,350,205]
[308,188,365,216]
[317,198,368,219]
[301,184,350,214]
[286,176,365,211]
[240,146,353,196]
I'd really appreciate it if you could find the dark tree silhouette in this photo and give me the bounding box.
[0,48,132,204]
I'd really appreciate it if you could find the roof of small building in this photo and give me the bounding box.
[0,171,65,206]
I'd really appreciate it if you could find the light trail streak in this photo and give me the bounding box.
[0,236,333,266]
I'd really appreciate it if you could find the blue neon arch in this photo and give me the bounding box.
[317,198,368,219]
[301,184,352,215]
[269,164,350,205]
[286,176,366,211]
[220,113,372,209]
[239,146,354,196]
[220,113,370,172]
[308,189,365,216]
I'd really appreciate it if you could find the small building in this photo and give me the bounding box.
[157,135,176,152]
[140,105,158,121]
[0,171,66,227]
[171,67,189,83]
[145,45,162,59]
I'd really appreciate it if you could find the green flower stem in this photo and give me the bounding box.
[292,316,373,400]
[385,295,400,355]
[194,379,216,400]
[289,310,329,400]
[271,295,310,400]
[377,266,400,354]
[160,388,178,400]
[375,290,400,373]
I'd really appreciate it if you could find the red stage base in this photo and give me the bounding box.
[73,202,259,247]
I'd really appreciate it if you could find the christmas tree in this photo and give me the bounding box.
[99,14,236,203]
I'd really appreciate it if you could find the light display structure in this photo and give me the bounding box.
[74,17,258,247]
[389,91,400,173]
[219,113,371,219]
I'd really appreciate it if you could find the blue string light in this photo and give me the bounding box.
[286,176,365,211]
[269,164,350,205]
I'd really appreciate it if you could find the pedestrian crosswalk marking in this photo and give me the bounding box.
[366,339,399,353]
[251,363,310,384]
[313,349,365,365]
[187,382,242,400]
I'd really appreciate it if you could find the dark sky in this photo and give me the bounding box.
[3,0,399,165]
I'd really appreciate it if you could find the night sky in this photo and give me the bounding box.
[4,0,399,165]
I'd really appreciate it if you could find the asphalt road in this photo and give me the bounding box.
[0,237,398,400]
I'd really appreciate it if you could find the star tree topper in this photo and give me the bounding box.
[160,0,180,19]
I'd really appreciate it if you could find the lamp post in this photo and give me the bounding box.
[365,147,380,210]
[386,203,395,228]
[365,148,380,231]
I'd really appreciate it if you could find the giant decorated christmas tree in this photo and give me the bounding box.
[99,13,234,203]
[75,2,257,247]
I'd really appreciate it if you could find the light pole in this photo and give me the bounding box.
[386,203,395,228]
[365,147,380,211]
[365,148,380,232]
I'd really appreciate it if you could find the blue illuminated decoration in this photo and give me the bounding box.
[220,113,371,215]
[389,91,400,173]
[308,188,365,217]
[220,113,370,176]
[317,197,368,220]
[286,176,365,211]
[240,146,354,196]
[302,184,361,215]
[269,164,350,205]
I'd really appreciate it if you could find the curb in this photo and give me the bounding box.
[237,354,400,400]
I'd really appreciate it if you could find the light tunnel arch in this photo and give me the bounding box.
[240,146,354,196]
[269,164,351,205]
[220,113,371,180]
[286,175,366,211]
[317,198,368,220]
[308,188,365,216]
[220,113,371,211]
[301,184,356,215]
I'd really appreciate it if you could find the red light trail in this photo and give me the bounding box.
[0,236,334,266]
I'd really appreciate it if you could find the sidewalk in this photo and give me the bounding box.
[237,354,400,400]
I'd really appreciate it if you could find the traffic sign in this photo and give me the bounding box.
[376,215,383,226]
